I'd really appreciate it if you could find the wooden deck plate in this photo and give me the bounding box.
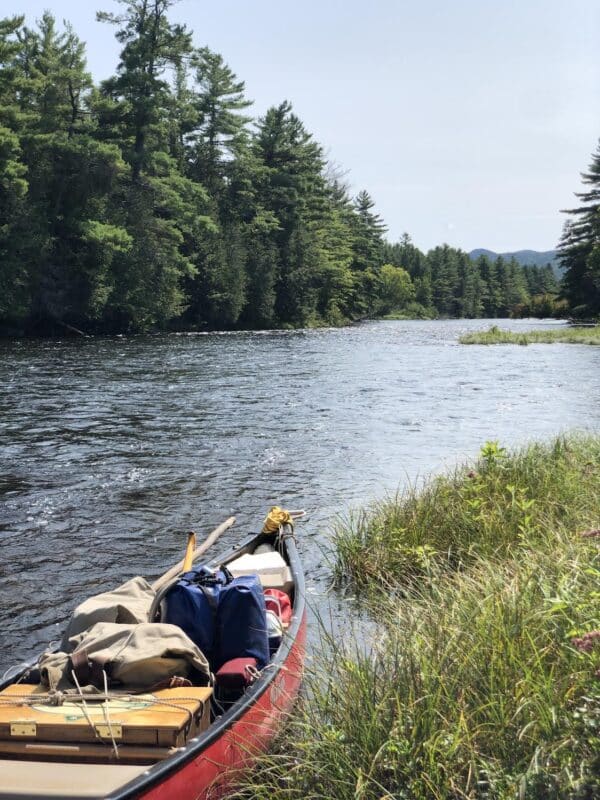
[0,684,211,748]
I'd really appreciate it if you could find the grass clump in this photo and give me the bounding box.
[242,537,600,799]
[332,435,600,591]
[238,435,600,799]
[459,325,600,346]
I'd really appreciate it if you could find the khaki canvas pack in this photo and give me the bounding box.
[39,577,210,693]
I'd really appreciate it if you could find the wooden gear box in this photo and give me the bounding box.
[0,684,212,751]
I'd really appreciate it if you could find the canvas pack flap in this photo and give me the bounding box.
[60,577,155,650]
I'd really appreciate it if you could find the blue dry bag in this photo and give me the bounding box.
[162,565,226,667]
[163,565,269,670]
[217,575,270,669]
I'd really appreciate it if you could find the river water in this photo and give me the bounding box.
[1,319,599,675]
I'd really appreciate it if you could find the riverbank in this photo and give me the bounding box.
[242,435,600,799]
[460,324,600,345]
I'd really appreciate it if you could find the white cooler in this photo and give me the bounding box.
[225,551,294,595]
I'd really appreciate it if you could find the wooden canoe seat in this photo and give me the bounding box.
[0,759,148,798]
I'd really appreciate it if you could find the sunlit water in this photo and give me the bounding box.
[1,319,599,674]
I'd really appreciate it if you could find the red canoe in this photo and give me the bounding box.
[0,521,306,800]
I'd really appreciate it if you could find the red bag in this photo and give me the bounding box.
[215,657,258,691]
[264,588,292,626]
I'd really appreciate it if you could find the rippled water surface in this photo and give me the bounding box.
[1,319,599,674]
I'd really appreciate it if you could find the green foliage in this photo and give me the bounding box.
[187,46,252,194]
[512,293,569,319]
[382,237,566,321]
[0,123,28,322]
[559,139,600,319]
[377,263,415,314]
[0,1,402,335]
[97,0,192,181]
[383,301,437,320]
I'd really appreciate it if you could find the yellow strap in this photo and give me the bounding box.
[261,506,294,534]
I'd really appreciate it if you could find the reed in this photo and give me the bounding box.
[239,435,600,799]
[242,539,599,799]
[459,325,600,346]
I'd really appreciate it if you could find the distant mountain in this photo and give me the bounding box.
[469,248,562,275]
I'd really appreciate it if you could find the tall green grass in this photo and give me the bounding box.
[239,435,600,800]
[459,325,600,346]
[333,436,600,591]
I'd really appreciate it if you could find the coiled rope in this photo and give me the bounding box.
[261,507,305,534]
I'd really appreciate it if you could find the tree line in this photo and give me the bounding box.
[0,1,589,336]
[381,237,559,319]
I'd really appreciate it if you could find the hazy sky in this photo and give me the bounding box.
[9,0,600,252]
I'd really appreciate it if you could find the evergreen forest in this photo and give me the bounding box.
[0,1,597,335]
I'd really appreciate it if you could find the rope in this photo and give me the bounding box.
[261,506,293,534]
[102,670,120,759]
[71,669,104,746]
[245,664,263,682]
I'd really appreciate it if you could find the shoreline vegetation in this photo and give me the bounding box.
[0,6,598,337]
[242,435,600,799]
[459,325,600,346]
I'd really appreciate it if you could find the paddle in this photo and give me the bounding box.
[151,516,236,592]
[182,531,197,573]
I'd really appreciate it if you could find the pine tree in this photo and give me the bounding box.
[1,7,459,333]
[180,48,253,327]
[383,233,425,277]
[97,0,217,331]
[457,254,483,318]
[559,139,600,317]
[351,190,387,271]
[506,257,529,309]
[97,0,192,181]
[428,245,459,316]
[188,47,252,195]
[348,190,387,316]
[0,16,29,327]
[5,12,129,331]
[168,59,197,173]
[476,254,501,316]
[540,264,558,294]
[523,264,558,296]
[240,216,279,328]
[252,101,328,325]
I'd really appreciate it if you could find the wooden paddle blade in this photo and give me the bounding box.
[182,531,196,573]
[151,516,236,592]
